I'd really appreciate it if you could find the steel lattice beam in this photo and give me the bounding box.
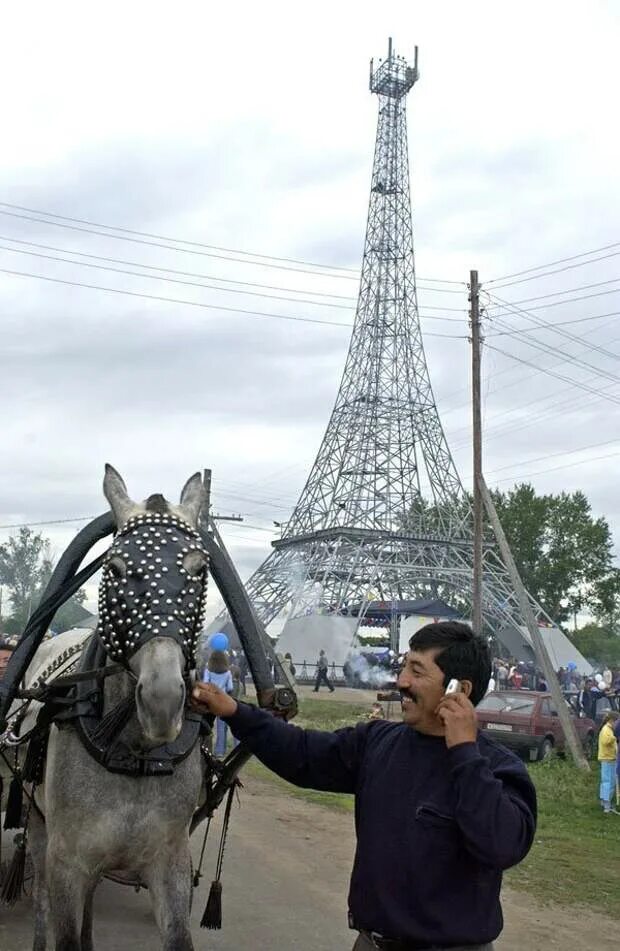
[219,39,555,646]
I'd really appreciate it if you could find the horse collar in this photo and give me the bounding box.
[98,511,209,668]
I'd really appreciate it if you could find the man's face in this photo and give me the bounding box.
[396,648,447,734]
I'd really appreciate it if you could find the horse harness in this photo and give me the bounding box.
[8,510,213,780]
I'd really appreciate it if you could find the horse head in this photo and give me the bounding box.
[100,465,209,746]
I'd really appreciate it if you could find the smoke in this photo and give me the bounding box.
[345,650,395,688]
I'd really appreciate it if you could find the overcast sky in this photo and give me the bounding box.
[1,1,619,617]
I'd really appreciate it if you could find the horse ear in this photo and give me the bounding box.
[103,464,134,528]
[179,472,206,526]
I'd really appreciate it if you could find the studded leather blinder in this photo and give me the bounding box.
[98,511,209,667]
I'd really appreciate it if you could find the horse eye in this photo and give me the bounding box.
[108,555,127,579]
[182,551,206,576]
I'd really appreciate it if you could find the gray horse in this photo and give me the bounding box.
[27,465,209,951]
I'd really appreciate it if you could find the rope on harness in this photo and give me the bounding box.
[200,779,240,930]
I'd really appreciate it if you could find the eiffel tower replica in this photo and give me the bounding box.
[223,39,553,646]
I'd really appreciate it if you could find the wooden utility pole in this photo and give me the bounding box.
[479,476,590,770]
[470,270,483,635]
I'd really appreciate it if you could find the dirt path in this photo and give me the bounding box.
[1,774,615,950]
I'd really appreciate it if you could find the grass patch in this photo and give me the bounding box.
[236,696,620,916]
[506,756,620,914]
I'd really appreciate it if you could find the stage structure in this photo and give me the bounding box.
[217,39,561,653]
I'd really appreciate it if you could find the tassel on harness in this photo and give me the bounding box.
[3,768,24,831]
[200,780,238,930]
[0,832,27,905]
[90,696,136,747]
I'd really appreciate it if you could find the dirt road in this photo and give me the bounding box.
[1,773,615,950]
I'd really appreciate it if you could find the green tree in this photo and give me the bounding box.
[491,484,614,623]
[0,527,88,635]
[402,483,617,625]
[0,527,51,620]
[568,622,620,667]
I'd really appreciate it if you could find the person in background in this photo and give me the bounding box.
[202,649,234,757]
[486,674,496,694]
[283,651,297,685]
[192,621,536,950]
[597,711,619,815]
[613,713,620,810]
[314,649,335,693]
[578,679,595,719]
[497,662,507,691]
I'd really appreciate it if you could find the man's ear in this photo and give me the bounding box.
[460,680,473,699]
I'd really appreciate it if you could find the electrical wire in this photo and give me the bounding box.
[0,205,465,289]
[489,446,620,486]
[487,239,620,285]
[483,343,620,405]
[0,235,467,316]
[0,265,468,337]
[489,276,620,308]
[484,291,620,365]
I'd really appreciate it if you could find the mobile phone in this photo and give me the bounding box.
[445,678,462,695]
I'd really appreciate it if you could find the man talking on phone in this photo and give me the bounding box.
[192,621,536,950]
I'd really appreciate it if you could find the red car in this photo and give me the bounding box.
[475,690,596,761]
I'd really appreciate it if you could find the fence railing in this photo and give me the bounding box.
[282,661,347,685]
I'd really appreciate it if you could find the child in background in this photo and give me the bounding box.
[203,649,234,757]
[598,711,619,815]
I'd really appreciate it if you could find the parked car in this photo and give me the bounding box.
[475,690,596,761]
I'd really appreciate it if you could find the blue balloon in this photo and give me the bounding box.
[567,661,577,671]
[209,632,229,652]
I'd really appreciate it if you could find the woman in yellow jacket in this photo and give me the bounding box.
[598,711,619,815]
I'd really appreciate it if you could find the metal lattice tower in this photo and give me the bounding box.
[228,39,553,638]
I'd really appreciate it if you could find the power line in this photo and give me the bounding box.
[483,343,620,406]
[485,307,620,337]
[489,446,620,486]
[0,234,358,302]
[492,276,620,308]
[487,239,620,285]
[484,291,620,366]
[0,203,464,288]
[0,265,468,337]
[467,435,620,480]
[0,515,95,530]
[0,238,467,318]
[487,248,620,290]
[486,286,620,315]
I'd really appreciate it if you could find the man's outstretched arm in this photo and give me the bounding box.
[192,682,366,793]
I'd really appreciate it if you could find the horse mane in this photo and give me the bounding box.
[145,493,169,514]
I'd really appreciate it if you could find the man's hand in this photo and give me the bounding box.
[191,682,238,719]
[435,692,478,749]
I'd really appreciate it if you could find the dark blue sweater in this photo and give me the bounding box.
[226,703,537,947]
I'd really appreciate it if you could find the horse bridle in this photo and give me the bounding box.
[98,511,209,670]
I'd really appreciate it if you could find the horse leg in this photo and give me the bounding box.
[145,845,194,951]
[46,849,91,951]
[29,808,49,951]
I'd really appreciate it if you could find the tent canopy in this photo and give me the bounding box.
[345,597,461,621]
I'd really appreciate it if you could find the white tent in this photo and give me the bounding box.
[497,623,593,675]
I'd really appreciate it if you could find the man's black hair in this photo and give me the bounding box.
[409,620,491,706]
